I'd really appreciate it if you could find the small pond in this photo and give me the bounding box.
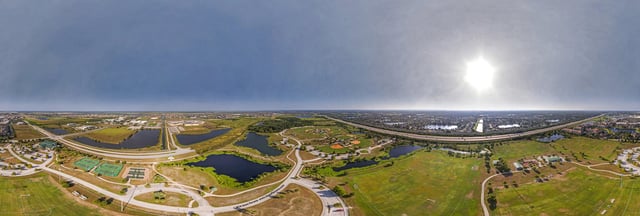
[73,129,160,149]
[176,128,231,145]
[235,132,282,156]
[46,128,69,135]
[333,145,423,171]
[388,145,423,158]
[187,154,276,183]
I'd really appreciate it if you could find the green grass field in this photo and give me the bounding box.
[94,163,124,177]
[0,173,100,216]
[73,157,100,171]
[494,168,640,215]
[553,136,622,161]
[85,127,135,144]
[493,140,556,161]
[338,151,483,215]
[175,118,264,153]
[11,124,45,140]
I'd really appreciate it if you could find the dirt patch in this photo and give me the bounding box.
[465,190,474,199]
[330,144,343,149]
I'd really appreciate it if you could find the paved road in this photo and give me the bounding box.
[29,123,195,160]
[325,115,603,143]
[480,171,522,216]
[18,127,349,216]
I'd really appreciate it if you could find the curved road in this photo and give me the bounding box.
[28,123,195,160]
[15,127,348,216]
[325,115,603,143]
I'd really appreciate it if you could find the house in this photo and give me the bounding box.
[513,162,524,170]
[543,156,563,163]
[39,140,58,149]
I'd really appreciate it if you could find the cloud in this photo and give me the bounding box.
[0,1,639,111]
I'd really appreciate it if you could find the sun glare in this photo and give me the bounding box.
[464,57,495,92]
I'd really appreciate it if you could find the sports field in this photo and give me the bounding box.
[73,157,100,171]
[94,163,124,177]
[340,151,483,215]
[0,173,100,216]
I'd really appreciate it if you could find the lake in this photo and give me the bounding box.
[235,132,282,156]
[187,154,276,183]
[73,129,160,149]
[333,145,423,171]
[388,145,422,158]
[46,128,69,135]
[176,128,231,145]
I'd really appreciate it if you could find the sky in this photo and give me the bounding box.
[1,1,639,111]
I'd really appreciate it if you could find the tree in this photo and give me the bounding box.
[488,194,498,210]
[332,185,347,197]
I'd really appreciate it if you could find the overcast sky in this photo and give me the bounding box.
[1,1,639,111]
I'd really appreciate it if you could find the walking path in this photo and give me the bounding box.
[9,127,349,216]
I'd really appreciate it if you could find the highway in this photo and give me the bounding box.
[28,123,195,160]
[325,115,603,143]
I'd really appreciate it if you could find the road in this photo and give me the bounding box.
[480,171,521,216]
[13,127,349,216]
[325,115,603,143]
[28,123,195,160]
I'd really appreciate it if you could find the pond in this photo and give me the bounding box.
[73,129,160,149]
[176,128,231,145]
[187,154,276,183]
[333,145,423,171]
[388,145,422,158]
[235,132,282,156]
[46,128,69,135]
[333,160,378,172]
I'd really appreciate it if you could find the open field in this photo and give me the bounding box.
[217,184,322,216]
[286,125,375,154]
[206,184,278,207]
[11,124,45,140]
[85,127,136,144]
[174,118,264,153]
[334,151,483,216]
[493,140,557,161]
[135,191,193,207]
[493,168,640,216]
[0,173,101,216]
[552,136,627,162]
[157,164,287,195]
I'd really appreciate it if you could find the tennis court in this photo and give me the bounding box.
[93,163,123,177]
[73,158,100,171]
[126,167,146,179]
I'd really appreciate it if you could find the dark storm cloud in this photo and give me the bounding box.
[0,1,638,111]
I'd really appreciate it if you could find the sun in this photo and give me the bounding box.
[464,57,495,92]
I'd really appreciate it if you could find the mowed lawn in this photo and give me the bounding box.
[553,136,621,161]
[85,127,135,144]
[346,151,483,215]
[493,140,556,161]
[0,173,100,216]
[494,168,634,216]
[11,124,45,140]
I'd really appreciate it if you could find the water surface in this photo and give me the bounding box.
[235,132,282,156]
[73,129,160,149]
[187,154,276,183]
[176,128,231,145]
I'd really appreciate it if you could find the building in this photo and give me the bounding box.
[39,140,58,149]
[543,156,563,164]
[513,162,524,170]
